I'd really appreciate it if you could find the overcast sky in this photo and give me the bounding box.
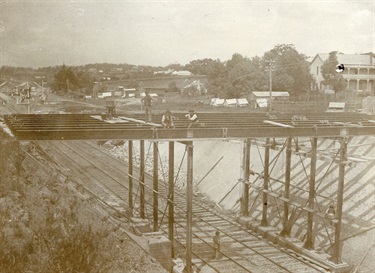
[0,0,373,68]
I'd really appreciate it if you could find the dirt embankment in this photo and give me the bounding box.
[0,133,166,273]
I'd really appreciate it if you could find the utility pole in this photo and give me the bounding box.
[265,60,275,111]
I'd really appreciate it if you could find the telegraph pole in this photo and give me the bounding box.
[265,60,275,111]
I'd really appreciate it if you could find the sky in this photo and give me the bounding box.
[0,0,374,68]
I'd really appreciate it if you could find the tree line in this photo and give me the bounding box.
[1,44,355,98]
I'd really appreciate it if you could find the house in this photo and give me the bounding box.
[310,53,375,93]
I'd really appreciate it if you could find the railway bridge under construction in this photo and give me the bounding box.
[3,112,375,273]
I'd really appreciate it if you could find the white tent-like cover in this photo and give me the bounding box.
[256,98,268,108]
[210,98,225,106]
[237,98,249,107]
[224,99,237,107]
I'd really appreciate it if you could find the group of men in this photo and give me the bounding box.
[141,91,201,128]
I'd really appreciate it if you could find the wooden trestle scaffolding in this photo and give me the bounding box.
[3,112,375,273]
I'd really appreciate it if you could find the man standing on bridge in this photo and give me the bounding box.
[141,91,153,122]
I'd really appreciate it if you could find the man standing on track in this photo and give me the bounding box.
[213,230,221,259]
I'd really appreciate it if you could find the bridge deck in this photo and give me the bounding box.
[3,112,375,140]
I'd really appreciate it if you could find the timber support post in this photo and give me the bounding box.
[280,137,292,236]
[128,140,133,211]
[261,138,270,226]
[186,141,193,273]
[303,137,317,250]
[330,137,348,264]
[168,141,175,258]
[153,141,159,231]
[241,138,251,216]
[140,140,145,218]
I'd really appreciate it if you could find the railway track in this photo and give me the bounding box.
[35,139,331,273]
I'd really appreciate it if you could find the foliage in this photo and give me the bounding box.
[2,43,315,98]
[0,134,166,273]
[321,51,347,93]
[0,132,24,196]
[185,58,220,75]
[263,44,313,95]
[51,65,95,94]
[229,56,267,96]
[167,81,180,93]
[206,54,267,98]
[165,63,185,71]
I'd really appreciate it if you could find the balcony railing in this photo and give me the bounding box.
[342,74,375,80]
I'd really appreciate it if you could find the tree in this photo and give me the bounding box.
[75,71,95,95]
[206,59,228,97]
[52,65,78,92]
[321,51,347,93]
[51,65,94,94]
[185,58,217,75]
[228,56,267,96]
[167,81,180,93]
[262,44,313,95]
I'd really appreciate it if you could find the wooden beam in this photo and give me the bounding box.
[263,120,294,128]
[186,142,193,273]
[119,116,163,127]
[140,140,145,218]
[168,141,175,258]
[128,140,133,210]
[241,139,251,216]
[261,138,270,226]
[331,138,348,264]
[303,137,317,250]
[280,138,292,236]
[153,141,159,231]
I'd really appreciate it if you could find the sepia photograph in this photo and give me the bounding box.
[0,1,374,272]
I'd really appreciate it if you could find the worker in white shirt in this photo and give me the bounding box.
[185,110,200,128]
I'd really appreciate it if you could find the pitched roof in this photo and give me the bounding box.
[315,53,374,65]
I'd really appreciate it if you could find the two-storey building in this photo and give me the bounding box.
[310,53,375,93]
